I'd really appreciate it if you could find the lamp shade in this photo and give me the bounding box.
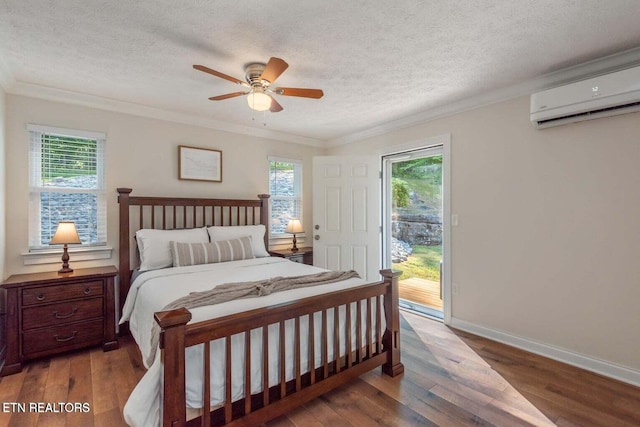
[247,91,272,111]
[49,221,82,245]
[285,219,304,234]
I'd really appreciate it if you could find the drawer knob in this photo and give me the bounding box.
[36,294,46,301]
[54,331,78,342]
[53,307,78,319]
[83,287,91,295]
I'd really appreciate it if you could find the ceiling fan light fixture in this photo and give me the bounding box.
[247,91,272,111]
[195,57,323,114]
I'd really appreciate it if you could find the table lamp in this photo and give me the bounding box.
[49,221,82,273]
[285,218,304,252]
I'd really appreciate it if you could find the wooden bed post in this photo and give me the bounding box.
[258,194,270,249]
[117,187,133,327]
[155,308,192,427]
[381,269,404,377]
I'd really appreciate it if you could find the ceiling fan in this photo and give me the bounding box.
[193,57,324,113]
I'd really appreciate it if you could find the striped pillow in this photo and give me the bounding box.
[170,236,254,267]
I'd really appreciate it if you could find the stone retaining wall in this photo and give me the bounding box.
[40,176,99,245]
[392,208,442,246]
[269,170,296,234]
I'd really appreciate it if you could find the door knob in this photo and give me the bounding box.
[314,235,320,240]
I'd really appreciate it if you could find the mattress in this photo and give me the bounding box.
[120,257,383,427]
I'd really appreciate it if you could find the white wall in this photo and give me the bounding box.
[328,95,640,373]
[5,92,640,379]
[4,94,324,276]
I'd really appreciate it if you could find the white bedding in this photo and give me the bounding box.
[120,257,382,427]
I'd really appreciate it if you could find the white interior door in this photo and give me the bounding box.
[312,156,380,281]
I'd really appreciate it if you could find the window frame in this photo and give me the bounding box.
[27,124,107,252]
[268,156,304,240]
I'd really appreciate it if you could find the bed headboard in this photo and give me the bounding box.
[116,188,270,318]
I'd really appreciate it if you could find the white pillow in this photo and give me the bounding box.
[207,225,269,257]
[136,228,209,271]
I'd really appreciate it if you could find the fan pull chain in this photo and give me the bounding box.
[250,111,268,127]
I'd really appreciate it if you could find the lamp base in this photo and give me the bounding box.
[291,234,299,252]
[58,244,73,274]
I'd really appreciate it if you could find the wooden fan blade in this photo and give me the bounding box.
[274,87,324,99]
[260,57,289,84]
[193,65,248,86]
[208,91,248,101]
[269,96,283,112]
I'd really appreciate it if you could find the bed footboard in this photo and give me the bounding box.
[155,269,403,427]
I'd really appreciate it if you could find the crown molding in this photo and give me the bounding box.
[326,47,640,147]
[6,81,325,147]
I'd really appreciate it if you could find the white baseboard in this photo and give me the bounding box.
[449,317,640,388]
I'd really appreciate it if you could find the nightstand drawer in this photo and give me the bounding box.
[22,281,104,306]
[22,318,104,357]
[269,247,313,265]
[22,297,104,330]
[289,254,306,264]
[290,252,313,265]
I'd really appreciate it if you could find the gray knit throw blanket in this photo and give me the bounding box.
[147,269,360,366]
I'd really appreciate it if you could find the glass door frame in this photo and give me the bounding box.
[382,145,446,320]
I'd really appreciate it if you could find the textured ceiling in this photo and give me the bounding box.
[1,1,640,144]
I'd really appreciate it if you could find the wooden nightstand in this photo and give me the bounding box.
[0,266,118,376]
[269,247,313,265]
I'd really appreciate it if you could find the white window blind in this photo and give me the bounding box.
[28,124,107,249]
[269,157,303,236]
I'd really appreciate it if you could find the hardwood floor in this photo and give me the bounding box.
[1,312,638,426]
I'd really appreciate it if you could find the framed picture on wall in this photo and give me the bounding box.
[178,145,222,182]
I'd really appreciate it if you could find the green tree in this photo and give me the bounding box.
[391,156,442,184]
[392,178,410,208]
[41,136,97,180]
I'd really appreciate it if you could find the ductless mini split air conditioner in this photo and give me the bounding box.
[530,65,640,128]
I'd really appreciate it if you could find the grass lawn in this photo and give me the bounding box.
[392,244,442,281]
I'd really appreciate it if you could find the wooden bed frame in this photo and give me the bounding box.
[117,188,404,427]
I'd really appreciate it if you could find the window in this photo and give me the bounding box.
[28,124,106,250]
[269,157,302,237]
